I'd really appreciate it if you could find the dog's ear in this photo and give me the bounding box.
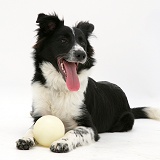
[36,13,64,35]
[76,22,94,38]
[36,13,47,23]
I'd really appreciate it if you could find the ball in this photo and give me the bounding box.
[33,115,65,147]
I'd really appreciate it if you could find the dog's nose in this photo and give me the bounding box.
[75,51,86,61]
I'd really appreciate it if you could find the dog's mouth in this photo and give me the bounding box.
[57,58,80,91]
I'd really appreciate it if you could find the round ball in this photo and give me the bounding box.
[33,115,65,147]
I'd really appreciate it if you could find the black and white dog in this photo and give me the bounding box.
[16,13,160,153]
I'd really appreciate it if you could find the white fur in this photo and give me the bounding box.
[68,43,86,63]
[143,107,160,121]
[16,126,35,149]
[50,126,95,152]
[72,43,85,52]
[71,27,75,36]
[31,62,91,131]
[67,27,87,63]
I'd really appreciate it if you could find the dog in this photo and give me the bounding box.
[16,13,160,153]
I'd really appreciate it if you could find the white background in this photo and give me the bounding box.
[0,0,160,160]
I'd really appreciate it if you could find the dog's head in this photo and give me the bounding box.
[34,13,95,91]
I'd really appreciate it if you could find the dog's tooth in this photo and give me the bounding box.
[60,62,66,74]
[62,67,65,72]
[61,63,64,70]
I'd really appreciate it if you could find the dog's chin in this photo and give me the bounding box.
[57,58,80,92]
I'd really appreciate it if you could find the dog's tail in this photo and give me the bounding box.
[131,107,160,120]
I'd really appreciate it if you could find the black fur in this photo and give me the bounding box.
[84,79,135,133]
[16,139,34,150]
[132,107,148,119]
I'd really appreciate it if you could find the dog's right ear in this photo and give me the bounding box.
[36,13,64,35]
[76,22,94,39]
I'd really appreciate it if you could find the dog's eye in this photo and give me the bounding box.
[80,41,86,46]
[61,38,68,44]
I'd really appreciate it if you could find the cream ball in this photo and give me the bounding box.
[33,115,65,147]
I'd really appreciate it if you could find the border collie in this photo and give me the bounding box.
[16,13,160,153]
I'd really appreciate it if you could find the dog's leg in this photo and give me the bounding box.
[16,126,35,150]
[16,82,52,150]
[50,126,98,153]
[110,112,134,132]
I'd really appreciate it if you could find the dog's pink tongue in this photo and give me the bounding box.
[63,61,80,91]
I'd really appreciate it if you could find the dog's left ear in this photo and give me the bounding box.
[76,22,94,38]
[36,13,64,35]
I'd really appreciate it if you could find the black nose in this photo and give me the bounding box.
[75,51,86,61]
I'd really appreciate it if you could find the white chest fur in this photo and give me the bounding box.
[32,62,90,131]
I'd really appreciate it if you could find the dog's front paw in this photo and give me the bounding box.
[16,138,35,150]
[50,139,75,153]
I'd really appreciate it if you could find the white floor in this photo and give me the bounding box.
[0,87,160,160]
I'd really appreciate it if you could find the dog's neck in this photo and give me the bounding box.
[40,62,90,93]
